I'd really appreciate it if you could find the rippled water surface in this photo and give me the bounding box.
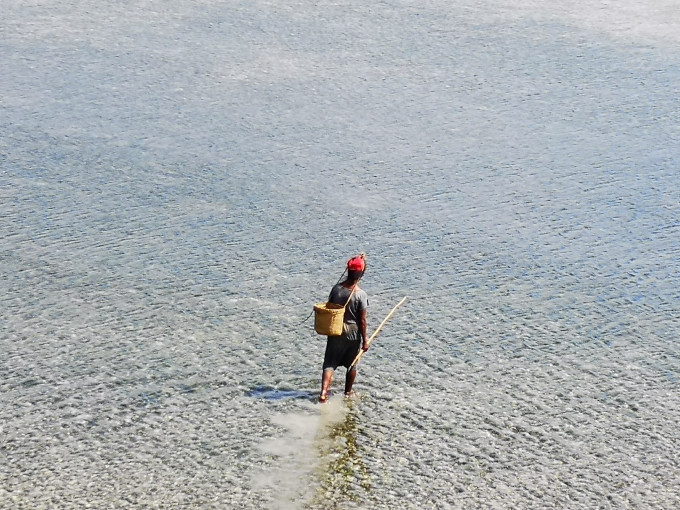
[2,0,679,508]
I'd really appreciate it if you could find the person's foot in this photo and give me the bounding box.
[319,392,329,403]
[344,391,355,398]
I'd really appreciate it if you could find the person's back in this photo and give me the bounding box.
[328,282,368,327]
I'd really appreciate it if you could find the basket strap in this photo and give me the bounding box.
[342,284,357,310]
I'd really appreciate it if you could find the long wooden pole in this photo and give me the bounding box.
[350,296,407,369]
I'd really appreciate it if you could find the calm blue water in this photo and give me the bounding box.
[2,1,679,508]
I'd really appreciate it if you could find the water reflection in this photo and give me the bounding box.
[256,398,372,509]
[248,385,317,402]
[311,399,371,508]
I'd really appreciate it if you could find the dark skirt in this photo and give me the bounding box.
[322,323,361,372]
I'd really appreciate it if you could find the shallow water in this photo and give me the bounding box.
[2,0,679,508]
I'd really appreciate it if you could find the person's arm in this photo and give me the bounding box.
[359,308,368,351]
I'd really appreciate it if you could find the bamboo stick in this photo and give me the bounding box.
[349,296,407,369]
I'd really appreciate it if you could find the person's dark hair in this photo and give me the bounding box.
[346,269,364,283]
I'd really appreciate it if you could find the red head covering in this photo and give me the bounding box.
[347,254,366,271]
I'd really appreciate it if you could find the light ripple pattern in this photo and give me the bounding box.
[1,0,679,509]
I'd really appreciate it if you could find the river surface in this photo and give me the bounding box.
[1,0,679,508]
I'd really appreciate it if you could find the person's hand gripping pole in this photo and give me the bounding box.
[350,296,407,369]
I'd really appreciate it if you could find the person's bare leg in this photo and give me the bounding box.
[344,368,357,396]
[320,369,333,402]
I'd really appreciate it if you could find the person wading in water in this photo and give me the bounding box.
[319,254,369,403]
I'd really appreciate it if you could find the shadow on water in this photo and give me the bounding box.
[247,385,318,401]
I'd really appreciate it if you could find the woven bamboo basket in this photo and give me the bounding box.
[313,302,345,336]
